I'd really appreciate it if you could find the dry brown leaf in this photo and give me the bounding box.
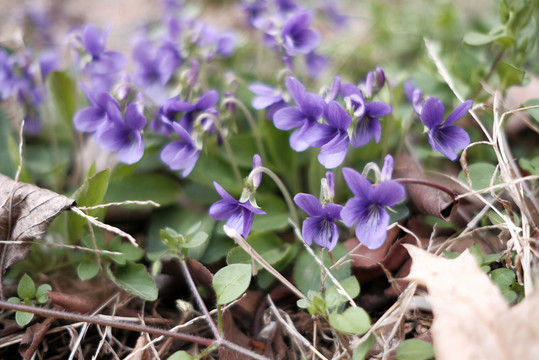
[0,174,74,273]
[394,154,455,220]
[405,245,539,360]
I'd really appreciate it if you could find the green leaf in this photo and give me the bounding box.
[458,163,498,191]
[118,242,145,262]
[161,227,184,251]
[15,311,34,327]
[189,153,241,192]
[226,231,290,270]
[213,264,252,305]
[36,284,52,304]
[68,168,111,241]
[18,274,36,300]
[328,307,371,335]
[293,244,351,295]
[167,351,196,360]
[104,173,181,207]
[501,289,517,303]
[0,109,16,178]
[325,276,360,310]
[524,99,539,124]
[353,335,375,360]
[442,250,461,259]
[519,157,539,176]
[463,25,512,47]
[77,261,100,281]
[304,291,327,315]
[184,231,209,249]
[497,61,525,89]
[490,268,516,289]
[395,339,435,360]
[108,262,158,301]
[226,134,259,168]
[46,71,76,136]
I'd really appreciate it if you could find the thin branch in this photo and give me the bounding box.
[0,300,216,346]
[179,259,221,340]
[223,226,306,300]
[70,206,139,247]
[77,200,161,210]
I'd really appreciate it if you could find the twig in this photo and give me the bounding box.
[70,206,139,247]
[223,226,306,300]
[289,219,357,308]
[179,259,221,340]
[0,240,123,256]
[77,200,161,210]
[0,300,216,346]
[266,295,329,360]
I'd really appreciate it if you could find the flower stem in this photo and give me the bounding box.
[196,112,243,183]
[221,97,268,163]
[248,166,299,226]
[395,177,457,200]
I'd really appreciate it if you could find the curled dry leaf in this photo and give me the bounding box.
[405,244,539,360]
[345,217,430,284]
[0,174,74,281]
[394,154,455,220]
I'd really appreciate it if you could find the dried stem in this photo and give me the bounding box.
[0,299,215,346]
[70,206,139,247]
[179,259,221,339]
[221,97,268,163]
[395,177,457,199]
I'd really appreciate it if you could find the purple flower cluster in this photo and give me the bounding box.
[68,1,237,174]
[294,157,405,250]
[404,80,472,161]
[242,1,327,78]
[76,24,127,93]
[210,156,405,250]
[265,74,392,169]
[74,88,146,164]
[209,155,266,238]
[0,48,58,134]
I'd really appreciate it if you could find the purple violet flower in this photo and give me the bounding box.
[0,49,15,100]
[364,67,385,99]
[178,90,220,131]
[273,77,327,151]
[94,103,147,164]
[73,88,123,133]
[420,97,472,161]
[209,181,266,238]
[341,156,405,249]
[403,79,423,115]
[132,38,182,86]
[311,101,351,169]
[249,82,288,120]
[294,193,343,251]
[160,122,201,177]
[79,24,126,93]
[81,24,126,75]
[281,12,319,56]
[341,83,392,148]
[305,51,328,79]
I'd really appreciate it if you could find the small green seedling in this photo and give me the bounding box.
[297,276,371,336]
[444,245,523,302]
[8,274,51,327]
